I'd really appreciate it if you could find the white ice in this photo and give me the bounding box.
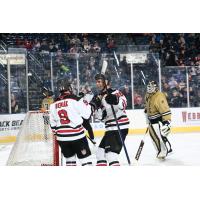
[1,132,200,166]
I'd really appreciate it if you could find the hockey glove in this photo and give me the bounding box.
[82,118,95,140]
[90,95,101,111]
[101,109,107,121]
[78,92,85,98]
[105,94,119,105]
[159,120,171,137]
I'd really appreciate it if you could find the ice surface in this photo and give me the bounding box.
[1,133,200,166]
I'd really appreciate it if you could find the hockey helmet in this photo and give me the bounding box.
[147,81,158,93]
[58,79,72,94]
[42,88,54,97]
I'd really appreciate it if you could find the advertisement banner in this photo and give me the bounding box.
[0,114,25,136]
[0,54,25,65]
[171,108,200,127]
[0,107,200,143]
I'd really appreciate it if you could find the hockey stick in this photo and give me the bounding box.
[87,135,96,145]
[101,60,131,165]
[135,127,149,161]
[113,51,120,78]
[134,70,149,161]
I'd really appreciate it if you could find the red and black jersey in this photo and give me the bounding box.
[50,95,92,141]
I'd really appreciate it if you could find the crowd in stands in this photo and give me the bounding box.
[0,33,200,112]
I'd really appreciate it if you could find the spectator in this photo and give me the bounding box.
[170,90,183,107]
[134,92,143,109]
[121,84,132,109]
[120,56,129,75]
[165,46,178,66]
[106,35,116,52]
[93,41,101,53]
[11,94,19,113]
[168,77,178,89]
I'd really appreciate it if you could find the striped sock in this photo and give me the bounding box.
[96,160,107,166]
[66,161,77,166]
[109,161,120,166]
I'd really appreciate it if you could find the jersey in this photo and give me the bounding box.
[95,88,129,131]
[41,97,54,111]
[145,91,171,124]
[49,95,92,141]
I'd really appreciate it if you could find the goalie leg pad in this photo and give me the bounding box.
[149,123,168,159]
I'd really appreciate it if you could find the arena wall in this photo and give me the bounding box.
[0,108,200,143]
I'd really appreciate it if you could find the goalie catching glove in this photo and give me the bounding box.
[159,120,171,137]
[105,94,119,105]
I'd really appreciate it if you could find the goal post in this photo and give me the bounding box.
[7,111,60,166]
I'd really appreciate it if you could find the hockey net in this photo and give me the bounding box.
[7,111,59,166]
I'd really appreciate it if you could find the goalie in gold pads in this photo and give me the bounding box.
[144,81,172,159]
[41,90,54,112]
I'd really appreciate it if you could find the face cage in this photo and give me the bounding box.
[147,84,156,93]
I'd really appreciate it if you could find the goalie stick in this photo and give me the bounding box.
[134,70,148,161]
[135,127,149,161]
[101,60,131,165]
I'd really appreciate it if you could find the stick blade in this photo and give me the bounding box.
[135,140,145,161]
[101,60,108,75]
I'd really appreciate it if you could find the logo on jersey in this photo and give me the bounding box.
[83,100,89,106]
[81,149,87,155]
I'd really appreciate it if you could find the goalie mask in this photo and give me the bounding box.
[58,79,73,95]
[147,81,158,94]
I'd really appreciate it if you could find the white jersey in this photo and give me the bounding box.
[95,88,129,131]
[83,91,94,103]
[50,95,92,141]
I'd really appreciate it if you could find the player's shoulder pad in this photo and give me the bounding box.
[107,88,116,94]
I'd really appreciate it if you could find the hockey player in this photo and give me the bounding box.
[144,81,172,159]
[49,80,93,166]
[41,89,54,112]
[90,73,129,166]
[78,86,95,144]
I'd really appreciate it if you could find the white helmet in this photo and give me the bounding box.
[147,81,158,94]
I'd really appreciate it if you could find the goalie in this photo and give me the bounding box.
[144,81,172,160]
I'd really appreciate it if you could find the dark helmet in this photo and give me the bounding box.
[48,91,54,96]
[42,88,54,97]
[58,79,72,94]
[147,80,158,93]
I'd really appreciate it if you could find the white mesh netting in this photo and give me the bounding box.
[7,111,59,166]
